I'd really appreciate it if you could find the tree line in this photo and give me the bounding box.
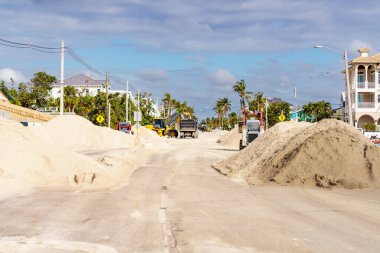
[1,71,195,128]
[204,79,333,130]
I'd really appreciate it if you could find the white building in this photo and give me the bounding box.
[50,74,107,98]
[346,48,380,128]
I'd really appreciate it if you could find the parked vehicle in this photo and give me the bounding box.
[179,119,198,138]
[116,121,133,134]
[239,119,261,150]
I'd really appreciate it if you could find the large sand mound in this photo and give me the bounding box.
[0,115,161,193]
[213,119,380,189]
[0,117,114,189]
[216,126,240,147]
[43,115,137,150]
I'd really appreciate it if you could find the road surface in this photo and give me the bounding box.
[0,133,379,252]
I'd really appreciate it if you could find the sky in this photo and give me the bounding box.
[0,0,379,119]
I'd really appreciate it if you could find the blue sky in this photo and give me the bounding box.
[0,0,379,118]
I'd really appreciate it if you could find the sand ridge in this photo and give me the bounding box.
[214,119,380,189]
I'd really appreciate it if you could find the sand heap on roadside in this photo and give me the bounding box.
[132,124,161,139]
[0,117,114,189]
[213,119,380,189]
[216,125,240,147]
[42,115,137,150]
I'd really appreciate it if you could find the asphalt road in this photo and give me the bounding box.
[0,133,379,253]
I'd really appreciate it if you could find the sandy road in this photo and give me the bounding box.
[0,133,379,252]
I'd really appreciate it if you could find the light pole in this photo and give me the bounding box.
[314,44,353,125]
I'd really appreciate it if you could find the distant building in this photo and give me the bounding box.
[50,74,107,98]
[345,48,380,128]
[290,110,314,122]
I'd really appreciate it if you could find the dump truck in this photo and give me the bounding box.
[178,119,198,138]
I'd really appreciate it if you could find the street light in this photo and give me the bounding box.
[314,44,353,125]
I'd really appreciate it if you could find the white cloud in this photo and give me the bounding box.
[0,68,26,83]
[136,68,167,82]
[347,40,374,56]
[209,69,237,92]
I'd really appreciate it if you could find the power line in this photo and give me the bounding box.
[0,37,136,93]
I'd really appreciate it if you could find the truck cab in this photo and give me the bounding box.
[240,119,260,150]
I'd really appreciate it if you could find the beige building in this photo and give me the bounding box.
[346,48,380,128]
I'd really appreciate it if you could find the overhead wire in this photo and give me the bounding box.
[0,38,135,93]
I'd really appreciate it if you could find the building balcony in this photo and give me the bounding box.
[368,82,376,88]
[357,82,365,89]
[357,102,375,108]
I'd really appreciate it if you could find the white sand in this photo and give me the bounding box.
[214,120,380,189]
[216,126,240,147]
[0,115,166,194]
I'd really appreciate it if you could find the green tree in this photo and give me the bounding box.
[266,102,291,127]
[249,92,266,112]
[64,86,79,112]
[233,80,250,110]
[213,98,224,129]
[228,112,238,128]
[30,72,57,108]
[302,101,332,122]
[363,122,377,131]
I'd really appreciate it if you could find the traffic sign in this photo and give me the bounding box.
[96,115,105,124]
[278,114,286,122]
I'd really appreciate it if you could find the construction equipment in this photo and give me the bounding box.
[178,119,198,138]
[239,108,261,150]
[144,112,198,138]
[144,118,169,137]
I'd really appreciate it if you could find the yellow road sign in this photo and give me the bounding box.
[278,114,285,122]
[96,115,105,124]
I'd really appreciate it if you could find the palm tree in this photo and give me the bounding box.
[249,92,266,113]
[162,93,172,120]
[213,98,224,129]
[221,97,231,128]
[303,102,315,122]
[233,80,251,110]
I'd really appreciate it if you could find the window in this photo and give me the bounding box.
[378,94,380,103]
[358,72,364,82]
[97,89,100,94]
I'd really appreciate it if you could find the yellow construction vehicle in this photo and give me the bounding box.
[143,117,178,137]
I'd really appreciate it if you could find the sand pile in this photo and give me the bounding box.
[43,115,137,150]
[216,126,240,147]
[0,118,114,189]
[132,124,161,139]
[213,119,380,189]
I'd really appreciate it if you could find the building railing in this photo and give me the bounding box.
[357,82,365,88]
[357,102,375,108]
[368,82,376,88]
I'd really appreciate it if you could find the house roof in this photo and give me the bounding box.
[350,56,380,64]
[52,74,106,87]
[268,97,292,105]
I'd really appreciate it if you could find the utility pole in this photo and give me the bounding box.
[126,81,129,122]
[344,50,353,125]
[60,40,64,116]
[106,72,110,128]
[265,98,268,130]
[294,86,298,121]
